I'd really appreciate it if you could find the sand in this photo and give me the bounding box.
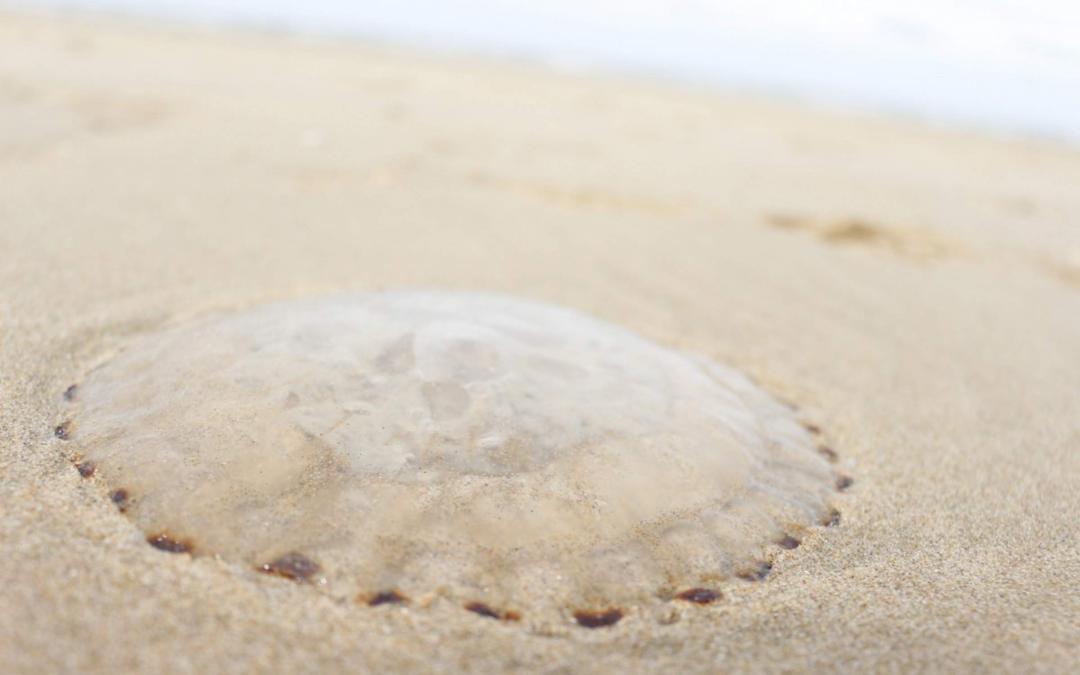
[1,9,1078,674]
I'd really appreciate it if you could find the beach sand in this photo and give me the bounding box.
[1,10,1078,674]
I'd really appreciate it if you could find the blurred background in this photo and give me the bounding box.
[13,0,1080,144]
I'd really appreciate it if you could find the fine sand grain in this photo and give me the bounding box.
[1,10,1079,674]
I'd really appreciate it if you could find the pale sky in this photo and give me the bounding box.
[13,0,1080,141]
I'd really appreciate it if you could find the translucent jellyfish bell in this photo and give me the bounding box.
[65,292,838,623]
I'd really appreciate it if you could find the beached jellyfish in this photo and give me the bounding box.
[61,291,839,625]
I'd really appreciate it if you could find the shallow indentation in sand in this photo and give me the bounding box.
[0,76,171,158]
[765,213,955,260]
[60,291,841,625]
[1036,249,1080,289]
[467,171,687,216]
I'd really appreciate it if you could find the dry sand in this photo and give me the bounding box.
[1,9,1079,674]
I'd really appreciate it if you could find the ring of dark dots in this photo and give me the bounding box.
[57,384,854,629]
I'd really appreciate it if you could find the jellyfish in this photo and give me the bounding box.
[61,291,839,626]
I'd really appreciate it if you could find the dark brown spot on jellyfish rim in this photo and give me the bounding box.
[801,422,821,434]
[147,532,193,554]
[464,602,501,620]
[836,475,854,491]
[258,552,321,582]
[573,608,624,628]
[736,561,772,582]
[54,421,72,440]
[675,588,720,604]
[63,384,78,401]
[367,590,408,606]
[109,488,130,512]
[817,445,838,462]
[75,460,96,478]
[823,509,841,527]
[778,535,801,550]
[462,602,520,621]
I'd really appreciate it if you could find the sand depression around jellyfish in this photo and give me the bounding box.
[61,292,842,626]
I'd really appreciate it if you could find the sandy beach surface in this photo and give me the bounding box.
[1,10,1079,674]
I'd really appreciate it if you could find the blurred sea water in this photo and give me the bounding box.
[12,0,1080,142]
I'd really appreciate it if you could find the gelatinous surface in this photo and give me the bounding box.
[67,292,836,617]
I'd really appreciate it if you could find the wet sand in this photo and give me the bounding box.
[1,9,1079,674]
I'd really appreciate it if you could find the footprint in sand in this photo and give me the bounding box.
[0,77,171,158]
[468,171,686,217]
[765,213,956,260]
